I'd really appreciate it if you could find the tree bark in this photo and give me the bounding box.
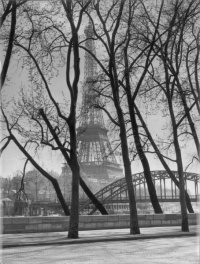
[134,103,194,213]
[51,178,71,216]
[119,123,140,234]
[80,177,108,215]
[174,77,199,155]
[165,66,189,232]
[175,143,189,232]
[123,45,162,214]
[110,55,140,234]
[110,60,140,234]
[68,147,80,238]
[1,0,16,88]
[129,105,163,213]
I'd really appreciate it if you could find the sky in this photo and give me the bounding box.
[0,61,77,177]
[1,56,199,180]
[0,2,199,184]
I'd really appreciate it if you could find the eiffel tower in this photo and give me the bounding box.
[77,21,123,184]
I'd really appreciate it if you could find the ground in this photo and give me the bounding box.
[2,236,199,264]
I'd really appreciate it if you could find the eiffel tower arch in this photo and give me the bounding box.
[77,21,123,185]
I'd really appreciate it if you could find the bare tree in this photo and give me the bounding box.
[134,103,194,213]
[81,0,141,234]
[0,0,29,88]
[1,108,71,215]
[118,0,164,213]
[140,0,200,231]
[82,0,164,214]
[1,0,108,238]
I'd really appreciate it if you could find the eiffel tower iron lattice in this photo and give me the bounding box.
[77,21,123,183]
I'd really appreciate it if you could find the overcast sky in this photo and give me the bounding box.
[1,3,199,184]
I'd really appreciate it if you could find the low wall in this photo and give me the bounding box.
[2,213,198,234]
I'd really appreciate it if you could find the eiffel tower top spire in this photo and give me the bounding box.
[79,20,105,129]
[84,20,97,81]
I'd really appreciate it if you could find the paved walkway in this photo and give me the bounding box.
[3,236,199,264]
[1,225,199,248]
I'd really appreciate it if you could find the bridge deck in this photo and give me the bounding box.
[79,170,200,214]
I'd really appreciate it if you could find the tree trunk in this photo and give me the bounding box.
[120,131,140,234]
[129,105,162,213]
[68,161,80,238]
[165,68,189,232]
[1,0,16,88]
[67,113,80,238]
[109,67,140,233]
[176,78,200,155]
[51,178,70,216]
[134,103,194,213]
[80,177,108,215]
[185,191,194,213]
[176,147,189,232]
[122,41,162,214]
[92,0,139,233]
[118,111,140,234]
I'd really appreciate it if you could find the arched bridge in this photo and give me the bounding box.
[79,170,199,214]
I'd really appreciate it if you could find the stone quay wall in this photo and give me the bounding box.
[2,213,198,234]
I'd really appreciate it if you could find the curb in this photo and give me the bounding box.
[3,231,197,249]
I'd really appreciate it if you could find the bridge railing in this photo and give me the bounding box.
[78,194,199,205]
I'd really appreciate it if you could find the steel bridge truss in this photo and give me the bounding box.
[79,170,199,214]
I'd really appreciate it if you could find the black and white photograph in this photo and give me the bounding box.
[0,0,199,263]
